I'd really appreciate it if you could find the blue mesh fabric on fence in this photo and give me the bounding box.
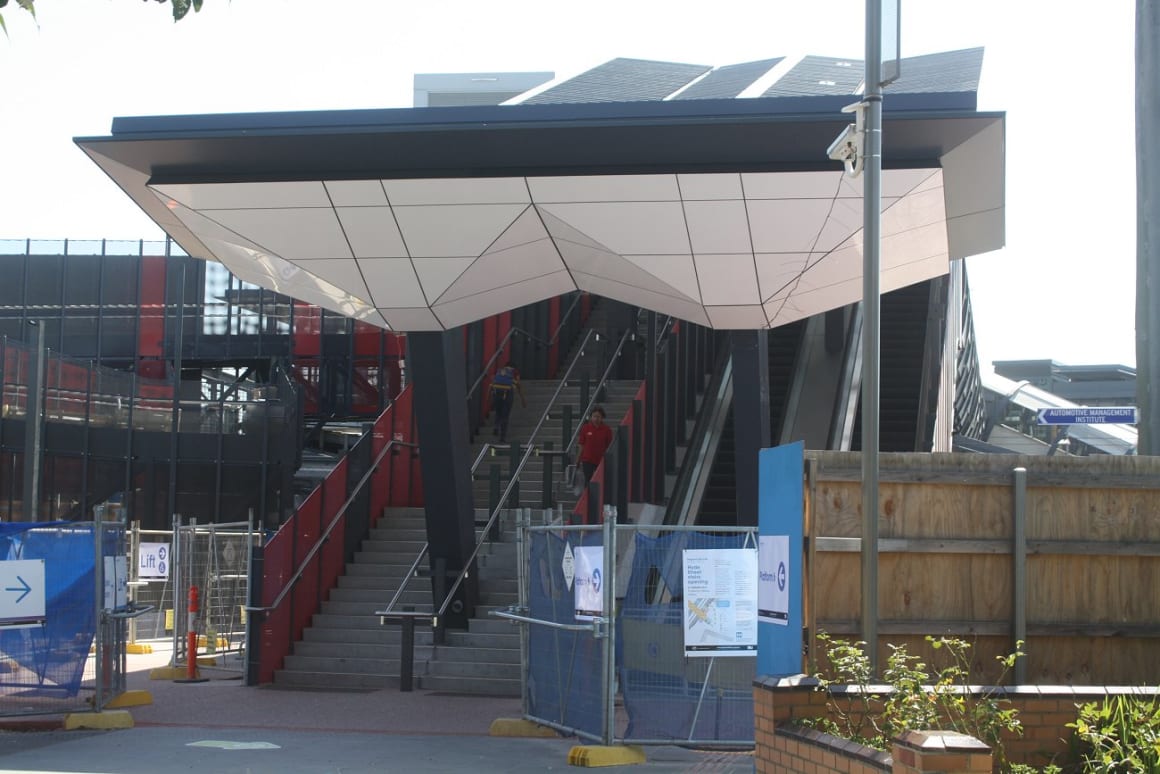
[526,529,605,740]
[0,524,97,696]
[617,530,755,742]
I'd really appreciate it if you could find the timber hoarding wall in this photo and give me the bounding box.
[805,452,1160,685]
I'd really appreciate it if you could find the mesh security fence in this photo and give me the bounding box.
[525,526,606,742]
[617,528,756,743]
[518,520,756,747]
[0,522,128,717]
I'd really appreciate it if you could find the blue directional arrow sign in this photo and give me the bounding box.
[0,560,45,625]
[1037,407,1139,425]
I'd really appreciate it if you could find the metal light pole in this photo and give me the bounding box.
[859,0,898,673]
[22,320,46,522]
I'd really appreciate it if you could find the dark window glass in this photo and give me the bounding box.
[0,257,26,308]
[0,319,22,342]
[99,313,137,360]
[101,255,138,306]
[61,315,99,358]
[64,255,101,306]
[26,255,63,307]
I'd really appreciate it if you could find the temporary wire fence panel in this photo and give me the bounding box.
[525,527,605,742]
[616,527,756,744]
[170,521,256,671]
[0,522,126,717]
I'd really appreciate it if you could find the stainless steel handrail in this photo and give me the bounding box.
[377,439,507,617]
[560,322,638,460]
[433,328,600,626]
[465,293,585,401]
[246,436,418,615]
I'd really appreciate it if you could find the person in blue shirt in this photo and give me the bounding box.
[489,362,526,442]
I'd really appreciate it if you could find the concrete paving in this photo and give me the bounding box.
[0,641,755,773]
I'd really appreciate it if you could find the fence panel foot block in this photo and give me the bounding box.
[63,711,134,730]
[489,718,559,737]
[106,690,153,708]
[567,745,646,767]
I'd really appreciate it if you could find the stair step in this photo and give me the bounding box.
[294,641,434,660]
[282,654,414,674]
[418,674,519,697]
[426,660,520,680]
[302,627,434,646]
[273,670,414,691]
[442,630,520,649]
[432,645,521,664]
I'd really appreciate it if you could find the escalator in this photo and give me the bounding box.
[678,278,945,526]
[852,279,943,452]
[694,320,807,526]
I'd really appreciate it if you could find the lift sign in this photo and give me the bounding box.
[139,543,170,579]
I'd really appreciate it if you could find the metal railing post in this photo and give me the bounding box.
[601,510,616,746]
[400,605,415,692]
[540,441,554,509]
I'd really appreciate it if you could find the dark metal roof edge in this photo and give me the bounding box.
[96,90,980,139]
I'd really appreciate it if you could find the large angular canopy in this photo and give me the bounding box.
[77,90,1004,331]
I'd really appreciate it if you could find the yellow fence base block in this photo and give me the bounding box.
[567,745,646,767]
[488,718,560,738]
[126,643,154,655]
[105,690,153,708]
[149,666,189,680]
[63,710,134,731]
[196,657,218,667]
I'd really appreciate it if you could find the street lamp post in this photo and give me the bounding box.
[22,320,46,522]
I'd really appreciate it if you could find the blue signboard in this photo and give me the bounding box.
[1037,407,1138,425]
[757,441,804,679]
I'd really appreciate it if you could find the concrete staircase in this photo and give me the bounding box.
[273,301,641,695]
[421,307,640,695]
[273,507,434,690]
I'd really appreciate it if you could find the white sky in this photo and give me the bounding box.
[0,0,1139,369]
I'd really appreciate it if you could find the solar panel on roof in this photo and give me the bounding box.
[523,58,710,104]
[671,57,783,100]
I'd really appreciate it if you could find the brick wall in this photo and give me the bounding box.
[755,675,1160,771]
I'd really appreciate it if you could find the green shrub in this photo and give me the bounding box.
[805,633,1058,773]
[1069,694,1160,773]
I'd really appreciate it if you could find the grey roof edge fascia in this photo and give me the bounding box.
[95,90,978,140]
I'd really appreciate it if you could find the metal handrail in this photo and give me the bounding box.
[465,293,586,402]
[434,328,600,625]
[377,439,506,617]
[246,436,418,615]
[560,322,638,460]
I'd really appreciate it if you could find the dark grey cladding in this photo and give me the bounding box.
[523,58,710,104]
[671,58,784,100]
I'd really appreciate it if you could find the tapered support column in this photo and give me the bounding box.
[731,330,770,526]
[408,330,478,629]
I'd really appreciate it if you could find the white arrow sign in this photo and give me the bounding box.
[0,560,46,626]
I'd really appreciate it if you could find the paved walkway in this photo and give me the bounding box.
[0,642,755,773]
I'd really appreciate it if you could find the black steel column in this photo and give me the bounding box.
[408,330,478,629]
[731,330,770,527]
[643,312,658,503]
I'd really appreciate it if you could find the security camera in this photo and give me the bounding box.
[827,124,859,164]
[827,100,867,177]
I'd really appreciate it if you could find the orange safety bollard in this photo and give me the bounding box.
[186,585,199,680]
[175,585,208,683]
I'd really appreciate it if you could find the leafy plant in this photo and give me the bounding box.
[1069,694,1160,773]
[804,633,1052,772]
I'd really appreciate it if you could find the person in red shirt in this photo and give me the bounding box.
[575,406,613,489]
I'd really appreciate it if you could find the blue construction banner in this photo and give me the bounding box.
[617,530,755,742]
[526,529,605,739]
[757,442,804,678]
[0,523,99,697]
